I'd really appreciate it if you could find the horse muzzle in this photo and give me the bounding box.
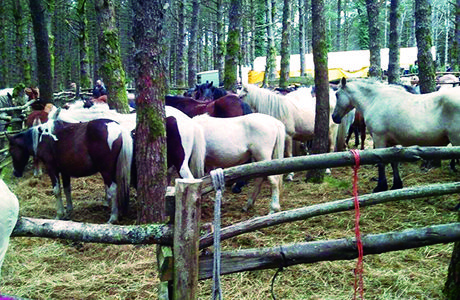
[332,114,342,124]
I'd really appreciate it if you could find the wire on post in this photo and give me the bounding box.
[211,168,225,300]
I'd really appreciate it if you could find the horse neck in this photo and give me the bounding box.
[346,82,382,113]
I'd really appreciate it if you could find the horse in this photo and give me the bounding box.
[332,77,460,192]
[437,74,460,91]
[0,179,19,277]
[345,110,366,150]
[239,84,340,180]
[194,81,228,100]
[53,102,205,181]
[165,93,251,118]
[7,118,133,223]
[192,113,285,214]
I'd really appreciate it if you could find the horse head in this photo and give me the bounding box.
[6,131,32,177]
[332,78,354,124]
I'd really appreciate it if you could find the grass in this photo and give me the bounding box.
[1,141,460,299]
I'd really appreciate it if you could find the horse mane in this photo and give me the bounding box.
[343,78,411,94]
[242,84,290,121]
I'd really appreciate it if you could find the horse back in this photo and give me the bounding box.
[39,120,123,178]
[213,94,245,117]
[165,95,209,117]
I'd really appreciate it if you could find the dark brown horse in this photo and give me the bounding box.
[8,119,133,223]
[165,93,252,118]
[346,110,366,150]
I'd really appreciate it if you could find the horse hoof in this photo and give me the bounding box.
[108,217,118,224]
[325,168,331,175]
[269,207,281,214]
[285,174,294,181]
[391,184,403,190]
[373,186,388,193]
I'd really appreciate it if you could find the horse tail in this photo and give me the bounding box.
[189,123,206,178]
[273,120,286,160]
[334,109,355,152]
[116,126,133,216]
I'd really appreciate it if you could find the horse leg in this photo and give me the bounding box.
[285,136,295,181]
[267,174,281,213]
[243,177,264,212]
[106,182,118,224]
[390,162,403,190]
[346,124,354,146]
[232,158,251,193]
[51,175,66,220]
[33,157,42,177]
[61,175,73,220]
[354,127,360,148]
[360,123,366,150]
[373,163,389,193]
[450,159,458,172]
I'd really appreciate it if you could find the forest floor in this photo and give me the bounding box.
[1,137,460,299]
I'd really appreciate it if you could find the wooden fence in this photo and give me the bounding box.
[10,146,460,299]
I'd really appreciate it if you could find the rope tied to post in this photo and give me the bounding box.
[211,168,225,300]
[350,149,364,300]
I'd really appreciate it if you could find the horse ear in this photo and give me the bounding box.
[341,77,347,87]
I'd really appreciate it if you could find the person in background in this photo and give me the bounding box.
[92,79,108,104]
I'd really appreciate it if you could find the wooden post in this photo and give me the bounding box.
[157,187,176,300]
[173,179,202,299]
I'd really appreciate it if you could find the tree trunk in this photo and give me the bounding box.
[249,0,256,70]
[77,0,91,89]
[215,0,225,86]
[453,0,460,71]
[223,0,241,92]
[13,0,26,84]
[94,0,129,113]
[387,0,400,84]
[305,0,329,183]
[132,0,168,224]
[28,0,53,102]
[299,0,306,77]
[336,0,341,51]
[366,0,382,78]
[0,1,8,88]
[187,0,199,87]
[176,0,186,87]
[279,0,291,88]
[415,0,437,94]
[263,0,277,87]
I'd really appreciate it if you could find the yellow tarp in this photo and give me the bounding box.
[247,67,370,84]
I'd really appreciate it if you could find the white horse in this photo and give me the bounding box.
[0,180,19,277]
[332,77,460,192]
[240,84,342,180]
[192,113,285,214]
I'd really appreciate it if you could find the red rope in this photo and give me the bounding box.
[350,149,364,300]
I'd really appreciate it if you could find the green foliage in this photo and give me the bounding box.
[354,0,369,50]
[324,176,351,190]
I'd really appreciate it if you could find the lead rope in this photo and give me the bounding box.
[211,168,225,300]
[350,149,364,300]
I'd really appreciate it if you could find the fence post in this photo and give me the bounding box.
[173,178,202,299]
[157,186,176,299]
